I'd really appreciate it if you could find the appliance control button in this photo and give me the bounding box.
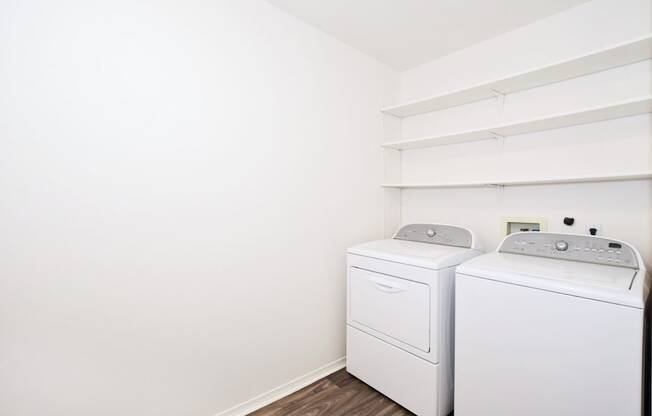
[426,229,436,238]
[555,241,569,251]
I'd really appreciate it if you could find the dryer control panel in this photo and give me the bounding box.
[394,224,474,248]
[499,232,639,269]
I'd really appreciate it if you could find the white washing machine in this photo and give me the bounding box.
[346,224,482,416]
[455,232,650,416]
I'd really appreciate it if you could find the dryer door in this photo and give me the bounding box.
[349,267,430,352]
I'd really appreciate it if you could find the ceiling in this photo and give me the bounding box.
[265,0,591,70]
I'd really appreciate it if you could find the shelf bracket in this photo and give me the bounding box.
[486,183,506,202]
[489,88,506,112]
[489,131,505,151]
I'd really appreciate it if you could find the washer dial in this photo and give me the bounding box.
[555,240,569,251]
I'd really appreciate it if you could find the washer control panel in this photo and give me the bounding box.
[394,224,473,248]
[499,232,638,269]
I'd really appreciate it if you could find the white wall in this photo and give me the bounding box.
[0,1,397,415]
[393,0,652,264]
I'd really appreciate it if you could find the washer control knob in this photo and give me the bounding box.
[555,240,569,251]
[426,229,436,238]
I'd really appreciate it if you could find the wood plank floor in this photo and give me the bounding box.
[249,369,415,416]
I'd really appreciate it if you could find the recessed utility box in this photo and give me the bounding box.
[503,217,548,236]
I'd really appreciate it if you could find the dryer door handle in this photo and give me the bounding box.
[372,280,406,294]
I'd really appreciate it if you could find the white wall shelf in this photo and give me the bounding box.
[381,35,652,118]
[382,172,652,189]
[382,96,652,150]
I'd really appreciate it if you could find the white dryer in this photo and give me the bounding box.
[346,224,482,416]
[455,232,650,416]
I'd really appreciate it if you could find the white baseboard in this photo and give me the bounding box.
[214,357,346,416]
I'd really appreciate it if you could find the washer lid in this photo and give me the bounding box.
[348,238,480,270]
[457,252,646,308]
